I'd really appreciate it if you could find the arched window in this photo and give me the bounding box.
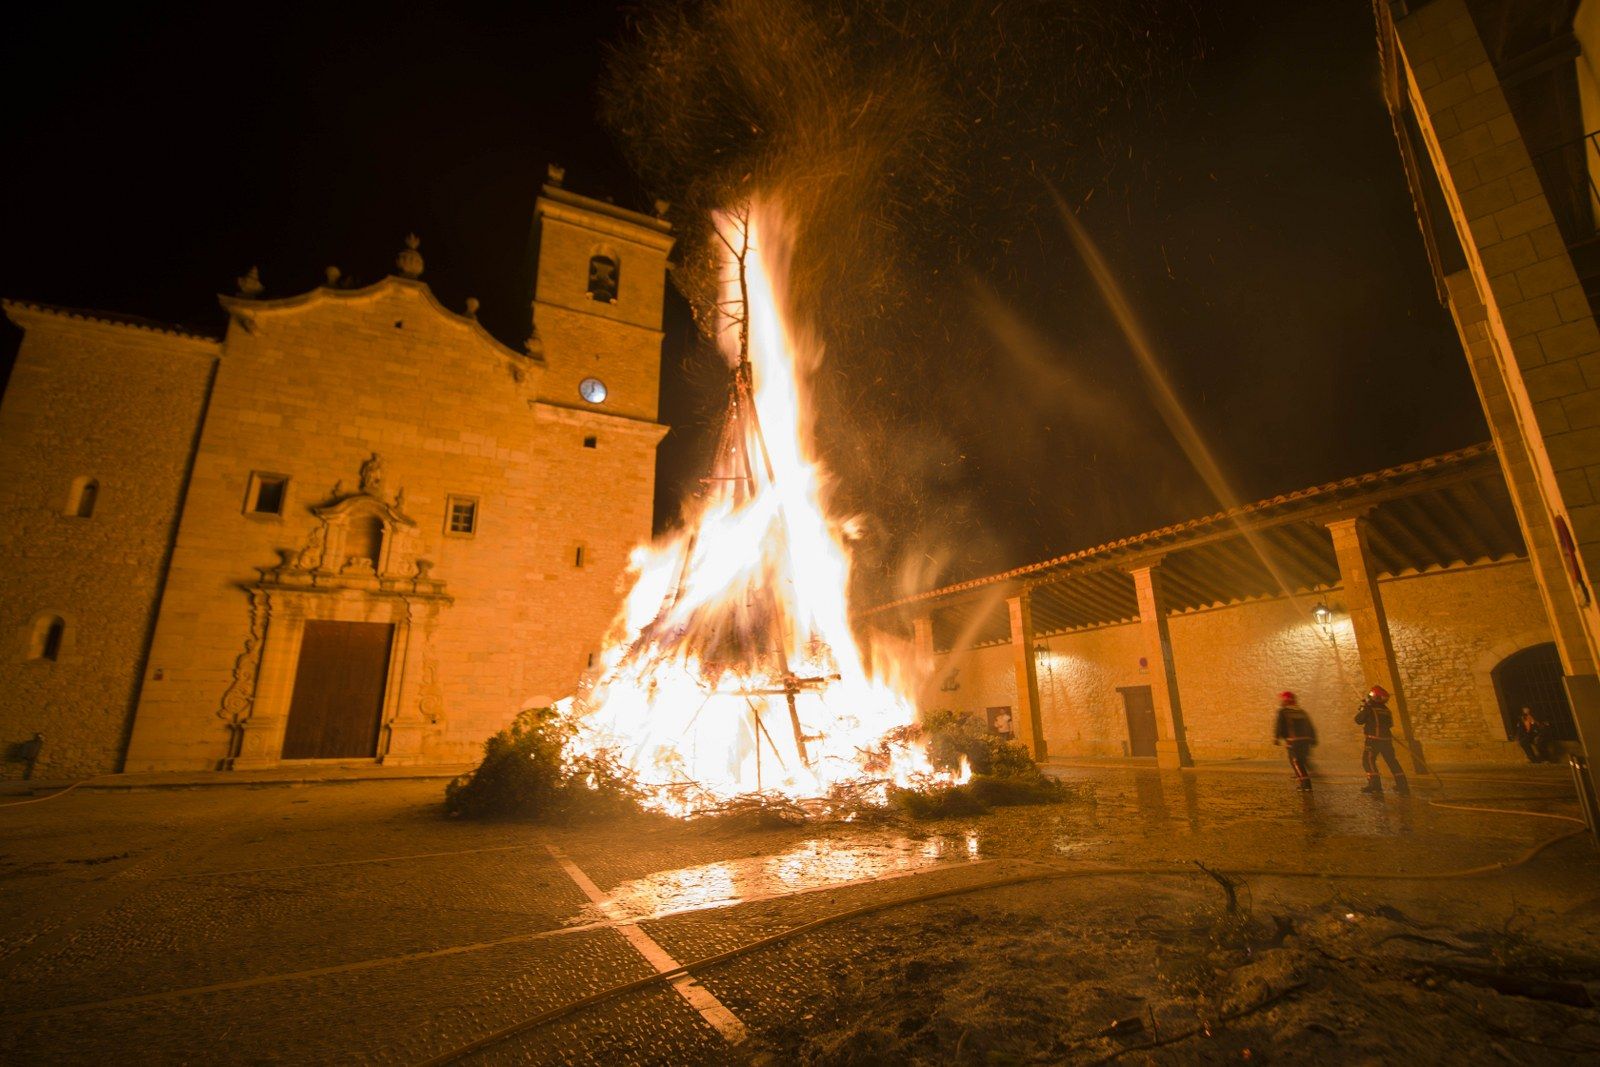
[1491,642,1578,741]
[29,615,66,662]
[587,252,619,304]
[67,477,98,518]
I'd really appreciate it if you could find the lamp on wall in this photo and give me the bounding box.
[1312,601,1334,637]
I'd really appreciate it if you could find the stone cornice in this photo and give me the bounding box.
[535,188,676,253]
[529,400,670,443]
[2,299,222,351]
[218,275,532,365]
[531,298,667,339]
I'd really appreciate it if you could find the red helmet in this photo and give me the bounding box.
[1278,691,1297,705]
[1367,685,1390,703]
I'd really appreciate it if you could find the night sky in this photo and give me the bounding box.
[0,0,1487,593]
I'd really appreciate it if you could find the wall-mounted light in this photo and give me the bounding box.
[1312,601,1335,638]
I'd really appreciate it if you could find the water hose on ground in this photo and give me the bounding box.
[0,776,117,808]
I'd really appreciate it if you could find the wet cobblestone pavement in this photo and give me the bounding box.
[1,764,1597,1064]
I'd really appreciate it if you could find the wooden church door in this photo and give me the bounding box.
[281,621,394,759]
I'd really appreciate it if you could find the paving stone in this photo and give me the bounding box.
[0,769,1591,1063]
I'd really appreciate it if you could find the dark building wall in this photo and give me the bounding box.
[0,307,216,778]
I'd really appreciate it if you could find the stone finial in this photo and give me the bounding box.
[465,297,480,318]
[236,266,264,298]
[396,234,423,278]
[546,163,565,187]
[653,198,671,219]
[325,266,341,286]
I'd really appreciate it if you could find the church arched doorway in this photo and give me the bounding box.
[1491,643,1578,743]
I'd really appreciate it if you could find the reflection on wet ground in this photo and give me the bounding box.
[997,764,1583,876]
[1,765,1590,1065]
[1058,765,1576,835]
[575,766,1579,925]
[581,832,986,923]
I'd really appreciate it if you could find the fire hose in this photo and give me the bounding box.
[0,775,118,808]
[412,805,1587,1066]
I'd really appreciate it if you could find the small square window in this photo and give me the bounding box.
[583,435,598,449]
[446,495,479,537]
[245,472,289,517]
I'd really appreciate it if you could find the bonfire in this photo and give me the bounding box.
[565,202,964,814]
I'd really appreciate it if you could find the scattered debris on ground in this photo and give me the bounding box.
[740,875,1600,1065]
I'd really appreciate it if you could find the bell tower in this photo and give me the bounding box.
[530,166,674,422]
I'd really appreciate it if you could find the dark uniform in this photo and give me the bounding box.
[1355,692,1409,795]
[1514,709,1553,763]
[1273,702,1317,790]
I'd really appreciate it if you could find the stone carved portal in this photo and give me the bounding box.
[224,457,452,769]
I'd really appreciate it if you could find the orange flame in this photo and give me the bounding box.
[565,202,948,814]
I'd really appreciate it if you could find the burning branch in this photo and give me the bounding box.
[564,203,948,814]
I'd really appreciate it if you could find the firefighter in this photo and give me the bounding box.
[1355,684,1409,795]
[1272,691,1316,791]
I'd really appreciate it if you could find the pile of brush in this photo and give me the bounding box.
[886,709,1068,819]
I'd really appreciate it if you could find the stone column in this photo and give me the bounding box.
[1006,592,1046,759]
[911,612,935,716]
[378,600,428,765]
[230,597,302,771]
[1327,515,1425,773]
[1128,562,1191,769]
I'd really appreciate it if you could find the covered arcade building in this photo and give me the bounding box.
[881,443,1578,772]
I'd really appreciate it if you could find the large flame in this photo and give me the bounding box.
[567,202,954,814]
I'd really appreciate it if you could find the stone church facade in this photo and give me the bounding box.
[0,178,672,777]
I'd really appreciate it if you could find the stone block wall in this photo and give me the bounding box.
[1035,623,1145,757]
[1392,0,1600,670]
[1168,598,1364,763]
[533,195,671,424]
[928,642,1016,723]
[1383,560,1549,756]
[1,189,672,776]
[535,302,663,425]
[123,280,663,771]
[0,309,216,778]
